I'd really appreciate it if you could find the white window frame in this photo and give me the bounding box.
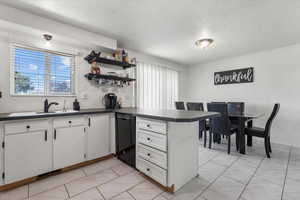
[10,44,76,97]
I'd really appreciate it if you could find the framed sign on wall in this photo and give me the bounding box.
[214,67,254,85]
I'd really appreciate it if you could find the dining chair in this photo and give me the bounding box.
[245,103,280,158]
[227,102,245,115]
[207,103,238,154]
[186,102,204,111]
[186,102,207,139]
[175,101,185,110]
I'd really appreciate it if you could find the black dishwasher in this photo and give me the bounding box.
[115,113,136,168]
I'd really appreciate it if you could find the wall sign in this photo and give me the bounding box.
[214,67,254,85]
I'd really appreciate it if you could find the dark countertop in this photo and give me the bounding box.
[0,108,113,121]
[0,107,220,122]
[115,108,220,122]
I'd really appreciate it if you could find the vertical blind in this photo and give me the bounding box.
[137,62,179,109]
[11,45,75,96]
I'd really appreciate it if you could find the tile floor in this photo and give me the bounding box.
[0,138,299,200]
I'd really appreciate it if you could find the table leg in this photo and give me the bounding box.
[247,120,253,147]
[238,118,246,154]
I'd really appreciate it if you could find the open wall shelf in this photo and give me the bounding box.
[91,57,136,69]
[85,73,136,82]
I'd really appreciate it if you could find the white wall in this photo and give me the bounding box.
[181,43,300,147]
[0,33,182,113]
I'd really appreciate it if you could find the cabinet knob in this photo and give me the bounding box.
[146,124,151,128]
[146,168,150,171]
[26,125,30,129]
[147,153,151,156]
[147,138,151,141]
[68,121,72,124]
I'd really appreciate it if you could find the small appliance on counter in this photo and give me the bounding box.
[102,93,117,109]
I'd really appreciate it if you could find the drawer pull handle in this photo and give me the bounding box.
[54,129,57,140]
[26,125,30,129]
[147,153,151,156]
[44,130,47,141]
[146,168,150,172]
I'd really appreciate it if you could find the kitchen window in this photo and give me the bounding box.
[137,62,178,109]
[10,45,75,96]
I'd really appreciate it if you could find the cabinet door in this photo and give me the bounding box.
[87,115,110,160]
[4,130,52,184]
[53,126,85,170]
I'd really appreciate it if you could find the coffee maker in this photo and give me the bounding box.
[103,93,117,109]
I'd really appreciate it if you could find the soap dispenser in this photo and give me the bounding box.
[73,99,80,111]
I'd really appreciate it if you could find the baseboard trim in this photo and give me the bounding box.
[0,154,114,192]
[138,171,175,193]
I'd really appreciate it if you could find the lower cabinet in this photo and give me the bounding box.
[4,130,52,184]
[53,126,86,170]
[2,113,112,185]
[87,115,110,160]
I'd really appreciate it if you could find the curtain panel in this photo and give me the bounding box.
[136,62,178,109]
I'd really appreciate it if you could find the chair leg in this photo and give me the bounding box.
[228,135,231,154]
[264,138,271,158]
[235,134,239,151]
[268,137,272,153]
[204,131,207,147]
[209,131,212,149]
[199,130,203,139]
[247,135,253,146]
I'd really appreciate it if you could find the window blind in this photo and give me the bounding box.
[137,62,179,109]
[11,45,75,96]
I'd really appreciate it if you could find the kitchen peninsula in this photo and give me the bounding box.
[0,108,219,192]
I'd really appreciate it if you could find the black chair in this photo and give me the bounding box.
[186,102,204,111]
[186,102,206,139]
[227,102,245,115]
[245,103,280,158]
[207,103,238,154]
[175,101,185,110]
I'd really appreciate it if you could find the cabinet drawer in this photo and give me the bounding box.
[137,118,167,134]
[137,157,167,186]
[5,120,49,135]
[137,144,167,169]
[53,117,86,128]
[137,130,167,152]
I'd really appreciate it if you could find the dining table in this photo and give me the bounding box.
[229,112,264,154]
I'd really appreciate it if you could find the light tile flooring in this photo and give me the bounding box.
[0,138,299,200]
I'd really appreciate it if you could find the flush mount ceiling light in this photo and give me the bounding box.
[43,34,53,41]
[195,38,214,49]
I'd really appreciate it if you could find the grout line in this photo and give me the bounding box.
[27,184,29,199]
[192,155,242,200]
[236,155,266,200]
[81,168,88,177]
[150,191,165,200]
[64,184,71,198]
[198,151,222,168]
[128,191,138,200]
[96,186,107,200]
[281,146,292,200]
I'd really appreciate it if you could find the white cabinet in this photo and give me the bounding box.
[87,114,110,160]
[4,129,52,184]
[53,126,86,170]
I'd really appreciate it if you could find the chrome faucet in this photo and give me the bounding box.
[44,99,59,113]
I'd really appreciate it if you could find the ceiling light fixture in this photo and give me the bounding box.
[43,34,53,47]
[195,38,214,49]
